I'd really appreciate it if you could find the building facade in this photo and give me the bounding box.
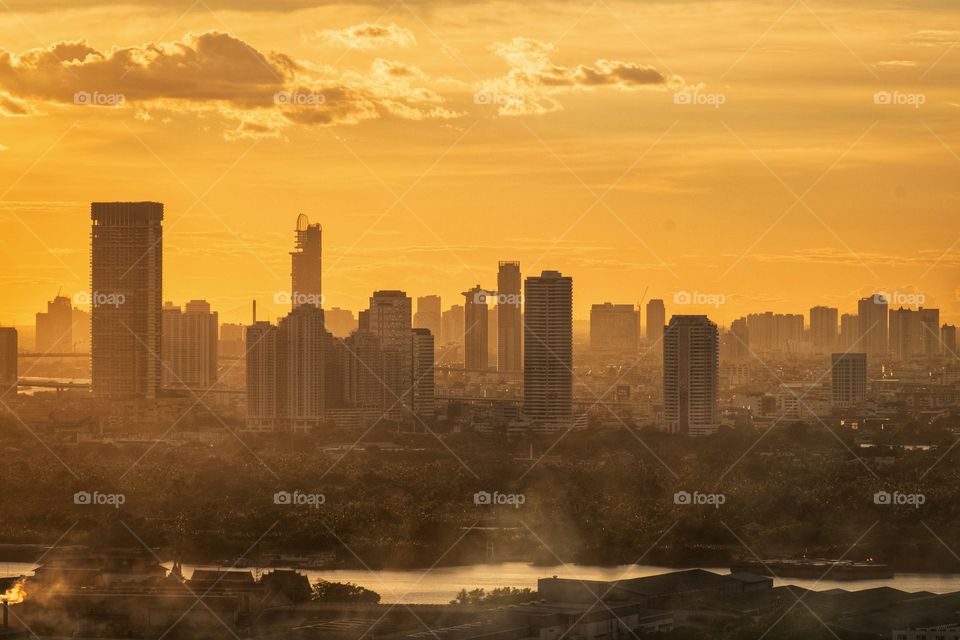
[662,315,719,436]
[523,271,573,429]
[497,261,523,372]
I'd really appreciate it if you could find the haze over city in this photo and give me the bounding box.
[2,1,960,640]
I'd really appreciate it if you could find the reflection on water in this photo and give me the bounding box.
[5,561,958,604]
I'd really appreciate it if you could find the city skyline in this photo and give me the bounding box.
[1,1,959,326]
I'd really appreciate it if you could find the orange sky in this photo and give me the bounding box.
[0,0,958,326]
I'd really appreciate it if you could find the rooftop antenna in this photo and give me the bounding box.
[252,300,257,324]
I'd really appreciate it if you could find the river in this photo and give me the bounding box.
[3,561,959,604]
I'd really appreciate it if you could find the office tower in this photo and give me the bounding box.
[290,213,322,308]
[487,305,499,365]
[343,330,383,410]
[497,261,522,372]
[35,294,73,353]
[0,327,16,394]
[219,322,245,358]
[441,304,464,346]
[161,300,219,388]
[839,313,859,350]
[919,307,940,356]
[523,270,573,428]
[369,290,413,419]
[411,328,435,420]
[832,352,867,408]
[323,307,358,338]
[889,307,922,360]
[462,285,490,370]
[662,315,719,437]
[279,304,336,431]
[942,324,957,358]
[858,295,888,357]
[590,303,639,353]
[413,295,442,342]
[245,321,279,431]
[646,299,665,348]
[809,306,838,353]
[90,202,163,399]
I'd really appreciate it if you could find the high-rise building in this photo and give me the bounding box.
[369,290,413,420]
[343,329,383,410]
[414,295,442,343]
[889,307,922,360]
[90,201,163,399]
[487,305,498,365]
[590,303,639,353]
[72,307,91,353]
[36,294,73,353]
[523,270,573,428]
[839,313,859,350]
[245,321,279,431]
[161,300,218,388]
[745,312,804,352]
[411,328,435,420]
[809,306,838,353]
[497,261,522,372]
[441,304,464,346]
[662,315,719,437]
[646,299,665,349]
[219,322,245,358]
[858,295,888,357]
[290,214,322,309]
[279,304,337,431]
[832,352,867,408]
[722,317,749,362]
[0,327,16,394]
[919,307,940,357]
[462,285,489,371]
[942,324,957,358]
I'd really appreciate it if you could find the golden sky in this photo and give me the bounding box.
[0,0,958,326]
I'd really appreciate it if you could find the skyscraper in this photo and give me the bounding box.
[646,299,665,349]
[839,313,859,350]
[245,321,279,431]
[36,294,73,353]
[279,304,336,431]
[219,322,245,358]
[369,290,413,420]
[161,300,219,388]
[723,317,749,362]
[662,315,719,437]
[745,312,804,352]
[414,295,442,342]
[832,352,867,408]
[441,304,464,346]
[919,307,940,357]
[497,261,522,372]
[858,295,888,357]
[90,201,163,399]
[523,270,573,429]
[590,303,639,353]
[942,324,957,358]
[462,285,489,370]
[809,306,838,353]
[411,328,435,420]
[889,307,922,360]
[290,213,322,308]
[343,329,383,410]
[0,327,16,395]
